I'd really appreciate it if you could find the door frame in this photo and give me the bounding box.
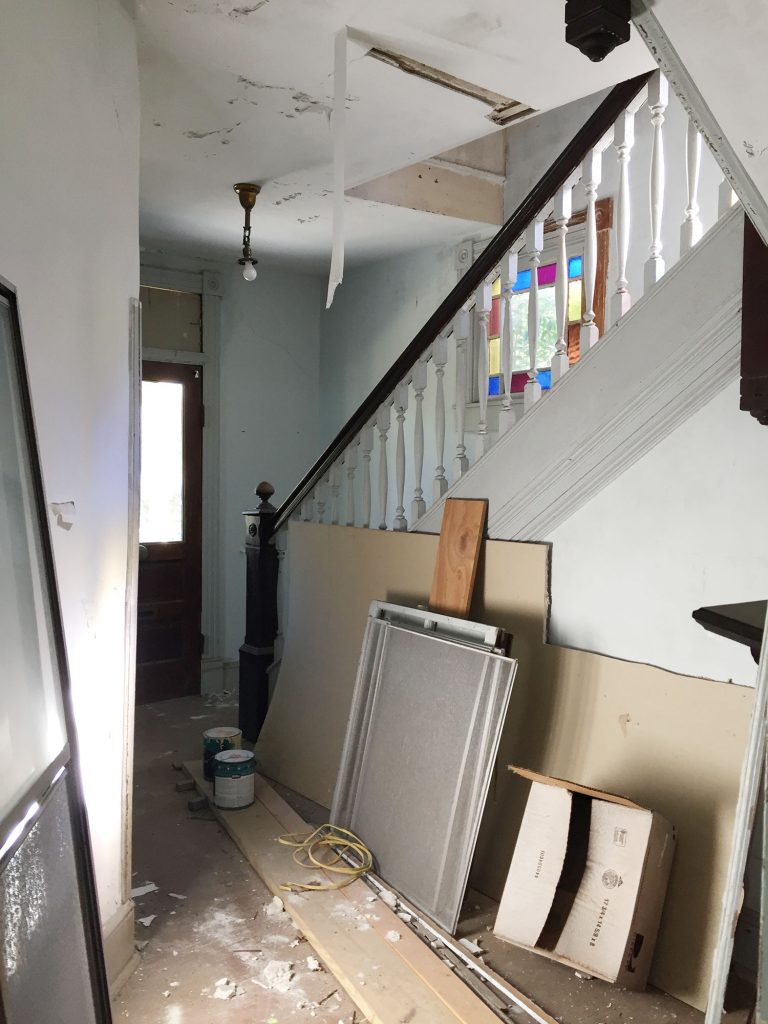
[138,265,223,691]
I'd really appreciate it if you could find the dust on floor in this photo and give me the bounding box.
[113,694,361,1023]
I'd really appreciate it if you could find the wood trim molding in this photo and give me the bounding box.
[632,3,768,247]
[102,900,139,996]
[414,207,744,542]
[740,217,768,426]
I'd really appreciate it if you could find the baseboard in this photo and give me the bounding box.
[223,658,239,692]
[201,656,224,694]
[103,900,138,997]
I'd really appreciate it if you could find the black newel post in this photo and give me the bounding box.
[239,481,279,742]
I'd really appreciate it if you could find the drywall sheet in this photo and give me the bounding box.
[332,609,516,932]
[256,521,754,1011]
[256,522,548,807]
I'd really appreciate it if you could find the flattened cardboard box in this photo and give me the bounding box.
[494,768,676,989]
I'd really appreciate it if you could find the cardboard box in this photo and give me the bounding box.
[494,768,676,989]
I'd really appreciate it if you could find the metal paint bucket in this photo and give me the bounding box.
[212,749,256,810]
[203,726,242,781]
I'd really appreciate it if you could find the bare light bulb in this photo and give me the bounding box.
[242,261,258,282]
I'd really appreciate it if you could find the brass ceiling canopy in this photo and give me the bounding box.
[233,182,261,281]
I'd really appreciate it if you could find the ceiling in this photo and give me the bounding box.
[137,0,655,272]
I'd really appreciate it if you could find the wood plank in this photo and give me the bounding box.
[184,762,502,1024]
[254,776,556,1024]
[428,498,488,618]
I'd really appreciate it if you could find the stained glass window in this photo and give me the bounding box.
[486,252,585,397]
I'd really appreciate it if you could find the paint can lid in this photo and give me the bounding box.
[214,749,254,764]
[204,727,241,739]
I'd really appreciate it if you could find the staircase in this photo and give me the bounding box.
[271,70,742,542]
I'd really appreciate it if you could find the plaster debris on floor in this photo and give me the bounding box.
[114,694,360,1023]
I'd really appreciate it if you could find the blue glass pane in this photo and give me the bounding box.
[538,368,552,391]
[488,375,501,396]
[512,268,531,292]
[568,256,583,278]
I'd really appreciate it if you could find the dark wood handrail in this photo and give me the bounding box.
[274,73,652,532]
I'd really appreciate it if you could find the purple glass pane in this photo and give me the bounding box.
[537,263,557,286]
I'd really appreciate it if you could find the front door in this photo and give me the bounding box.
[136,360,203,704]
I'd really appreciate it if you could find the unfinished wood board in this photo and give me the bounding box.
[257,521,755,1011]
[183,761,503,1024]
[429,498,488,618]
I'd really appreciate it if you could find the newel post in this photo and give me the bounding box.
[239,480,279,742]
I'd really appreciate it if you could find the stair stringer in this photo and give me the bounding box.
[412,205,744,541]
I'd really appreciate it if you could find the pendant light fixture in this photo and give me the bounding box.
[233,182,261,281]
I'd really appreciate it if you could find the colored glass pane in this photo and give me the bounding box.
[488,375,501,396]
[489,295,500,338]
[568,256,583,278]
[489,337,501,376]
[568,280,582,322]
[512,268,531,292]
[492,277,501,297]
[537,262,557,286]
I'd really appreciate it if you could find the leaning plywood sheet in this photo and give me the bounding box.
[429,498,487,617]
[183,762,506,1024]
[331,604,516,933]
[256,521,754,1011]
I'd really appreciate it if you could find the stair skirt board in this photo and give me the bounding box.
[414,206,744,541]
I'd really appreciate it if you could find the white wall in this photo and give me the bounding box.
[548,379,767,686]
[0,0,139,929]
[219,265,324,659]
[319,245,458,444]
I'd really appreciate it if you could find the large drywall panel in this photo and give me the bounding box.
[259,521,753,1011]
[0,0,140,949]
[256,522,548,808]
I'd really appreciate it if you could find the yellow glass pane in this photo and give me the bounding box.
[568,280,582,322]
[492,276,501,297]
[488,337,501,376]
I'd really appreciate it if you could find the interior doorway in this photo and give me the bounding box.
[136,360,203,703]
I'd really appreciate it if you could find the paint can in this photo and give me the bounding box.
[212,749,256,810]
[203,726,242,781]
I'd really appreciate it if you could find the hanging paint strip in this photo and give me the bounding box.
[326,28,348,309]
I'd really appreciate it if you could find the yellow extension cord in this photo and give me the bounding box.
[277,823,374,892]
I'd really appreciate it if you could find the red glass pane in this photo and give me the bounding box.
[510,371,527,393]
[489,295,500,337]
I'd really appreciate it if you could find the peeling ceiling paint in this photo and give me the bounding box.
[138,0,654,270]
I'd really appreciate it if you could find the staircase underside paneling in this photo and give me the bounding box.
[414,206,744,541]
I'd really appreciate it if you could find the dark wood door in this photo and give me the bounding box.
[136,361,203,704]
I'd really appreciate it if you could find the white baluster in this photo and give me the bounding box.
[345,443,357,526]
[580,148,603,352]
[499,250,520,425]
[433,334,449,500]
[524,218,544,412]
[552,184,572,382]
[475,284,492,445]
[611,106,637,323]
[393,382,408,532]
[377,403,391,530]
[411,358,428,521]
[645,72,669,290]
[360,425,373,529]
[718,175,738,218]
[316,475,328,523]
[680,117,702,253]
[453,310,470,476]
[330,461,342,525]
